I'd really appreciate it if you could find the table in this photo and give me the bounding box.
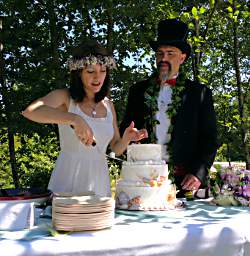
[1,199,250,256]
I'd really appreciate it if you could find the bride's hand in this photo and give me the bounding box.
[72,115,94,146]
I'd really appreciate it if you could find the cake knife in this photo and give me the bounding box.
[70,125,124,162]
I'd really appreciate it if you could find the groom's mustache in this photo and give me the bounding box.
[157,61,171,70]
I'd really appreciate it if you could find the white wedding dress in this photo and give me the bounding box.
[48,98,114,197]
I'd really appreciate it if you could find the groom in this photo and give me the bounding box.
[120,19,218,196]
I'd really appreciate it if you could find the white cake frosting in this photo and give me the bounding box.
[115,144,179,211]
[127,144,162,161]
[121,163,168,182]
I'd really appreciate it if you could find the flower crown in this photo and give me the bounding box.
[67,55,116,71]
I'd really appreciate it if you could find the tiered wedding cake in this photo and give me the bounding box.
[115,144,179,210]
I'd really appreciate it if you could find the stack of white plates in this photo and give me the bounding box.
[52,193,115,231]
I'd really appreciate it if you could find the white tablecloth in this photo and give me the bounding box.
[1,199,250,256]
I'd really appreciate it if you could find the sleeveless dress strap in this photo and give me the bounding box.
[103,97,111,109]
[103,97,113,121]
[68,97,76,112]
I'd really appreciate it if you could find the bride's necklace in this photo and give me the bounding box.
[88,102,98,118]
[91,103,98,117]
[80,100,98,117]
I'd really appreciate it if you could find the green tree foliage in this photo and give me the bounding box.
[16,133,59,189]
[0,130,13,187]
[0,0,249,188]
[202,0,249,166]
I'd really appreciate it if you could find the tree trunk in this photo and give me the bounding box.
[226,143,231,166]
[47,0,61,89]
[192,18,200,82]
[46,1,63,140]
[0,16,19,188]
[106,0,114,54]
[82,0,93,37]
[232,12,250,169]
[191,1,218,82]
[7,129,20,188]
[224,117,231,165]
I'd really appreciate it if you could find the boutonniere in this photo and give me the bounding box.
[144,72,186,178]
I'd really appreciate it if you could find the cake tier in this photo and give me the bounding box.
[115,182,177,211]
[127,144,162,162]
[121,163,168,183]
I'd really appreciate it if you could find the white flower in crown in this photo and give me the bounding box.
[67,54,116,71]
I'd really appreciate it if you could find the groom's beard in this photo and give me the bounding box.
[157,61,172,82]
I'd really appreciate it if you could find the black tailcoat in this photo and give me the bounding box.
[120,76,218,186]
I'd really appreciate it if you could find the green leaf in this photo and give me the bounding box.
[199,6,206,14]
[183,12,190,19]
[46,225,60,237]
[193,36,199,42]
[227,6,233,13]
[210,0,215,6]
[197,75,208,83]
[234,10,239,16]
[169,13,177,19]
[242,11,250,18]
[175,96,182,101]
[188,22,194,29]
[192,7,198,17]
[223,94,232,98]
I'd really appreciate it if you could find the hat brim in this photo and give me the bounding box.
[149,40,191,61]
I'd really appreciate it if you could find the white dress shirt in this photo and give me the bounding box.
[155,85,172,161]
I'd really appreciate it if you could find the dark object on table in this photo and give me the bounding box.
[185,191,194,201]
[176,188,210,200]
[0,188,52,201]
